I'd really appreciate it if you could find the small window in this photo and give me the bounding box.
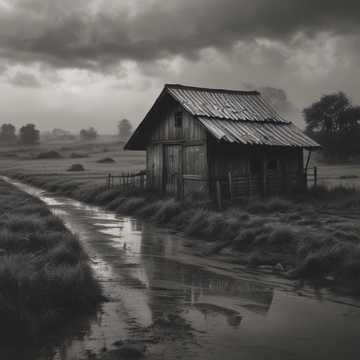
[175,111,183,128]
[267,159,278,171]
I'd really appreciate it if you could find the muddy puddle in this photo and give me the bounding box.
[2,177,360,360]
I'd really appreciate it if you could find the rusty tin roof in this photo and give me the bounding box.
[125,84,320,150]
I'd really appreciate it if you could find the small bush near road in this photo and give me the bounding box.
[97,157,115,163]
[37,150,62,159]
[0,180,102,343]
[67,163,85,171]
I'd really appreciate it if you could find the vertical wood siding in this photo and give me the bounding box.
[147,100,208,194]
[147,143,163,189]
[151,104,206,142]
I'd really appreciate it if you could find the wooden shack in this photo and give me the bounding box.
[125,84,320,199]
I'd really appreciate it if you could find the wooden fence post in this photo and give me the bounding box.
[107,173,111,189]
[314,166,317,187]
[216,180,222,210]
[248,173,252,198]
[228,171,233,202]
[262,155,267,197]
[176,174,182,200]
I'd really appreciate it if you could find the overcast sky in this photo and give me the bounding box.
[0,0,359,133]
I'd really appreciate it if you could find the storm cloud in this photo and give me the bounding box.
[0,0,359,70]
[0,0,359,132]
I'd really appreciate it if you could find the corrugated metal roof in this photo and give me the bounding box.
[198,117,320,148]
[166,84,288,123]
[125,84,321,150]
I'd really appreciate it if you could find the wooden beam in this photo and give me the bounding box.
[228,171,233,201]
[216,180,223,210]
[305,150,312,172]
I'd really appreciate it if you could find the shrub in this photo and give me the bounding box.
[233,229,258,250]
[94,189,124,205]
[152,199,185,224]
[117,198,147,213]
[266,197,292,212]
[67,163,85,172]
[37,150,62,159]
[97,157,115,163]
[0,180,102,342]
[184,209,211,236]
[268,225,297,245]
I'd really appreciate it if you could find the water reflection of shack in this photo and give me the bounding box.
[140,225,274,325]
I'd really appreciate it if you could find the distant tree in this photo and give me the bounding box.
[80,127,98,141]
[43,128,76,142]
[0,123,17,144]
[304,92,360,159]
[118,119,133,140]
[19,124,40,145]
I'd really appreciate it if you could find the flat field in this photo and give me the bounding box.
[2,140,360,291]
[0,137,146,187]
[315,163,360,189]
[1,138,360,190]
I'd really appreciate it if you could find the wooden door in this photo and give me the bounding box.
[249,156,263,196]
[163,145,181,195]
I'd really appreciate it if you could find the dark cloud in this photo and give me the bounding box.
[7,71,42,87]
[0,0,359,70]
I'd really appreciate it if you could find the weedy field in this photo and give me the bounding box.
[0,137,146,187]
[0,179,102,343]
[2,140,360,292]
[9,171,360,293]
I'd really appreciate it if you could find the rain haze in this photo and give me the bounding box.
[0,0,359,132]
[2,2,360,360]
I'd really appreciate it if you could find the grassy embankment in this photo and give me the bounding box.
[10,172,360,293]
[0,180,102,343]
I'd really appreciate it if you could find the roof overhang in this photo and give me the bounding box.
[198,117,321,149]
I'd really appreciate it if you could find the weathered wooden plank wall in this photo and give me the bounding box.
[147,97,209,195]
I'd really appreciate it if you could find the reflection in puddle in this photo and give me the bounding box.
[3,177,360,360]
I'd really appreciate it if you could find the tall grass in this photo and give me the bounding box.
[0,180,102,343]
[9,172,360,290]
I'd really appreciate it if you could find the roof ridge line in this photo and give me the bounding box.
[165,83,260,95]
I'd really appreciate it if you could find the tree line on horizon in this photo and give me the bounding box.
[0,118,134,145]
[0,123,40,145]
[0,100,358,160]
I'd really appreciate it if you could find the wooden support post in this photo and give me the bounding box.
[228,171,233,202]
[216,180,222,210]
[305,150,312,172]
[107,173,111,189]
[248,173,252,198]
[176,174,183,200]
[262,155,267,197]
[314,166,318,187]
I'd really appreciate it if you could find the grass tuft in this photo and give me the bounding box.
[0,180,102,343]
